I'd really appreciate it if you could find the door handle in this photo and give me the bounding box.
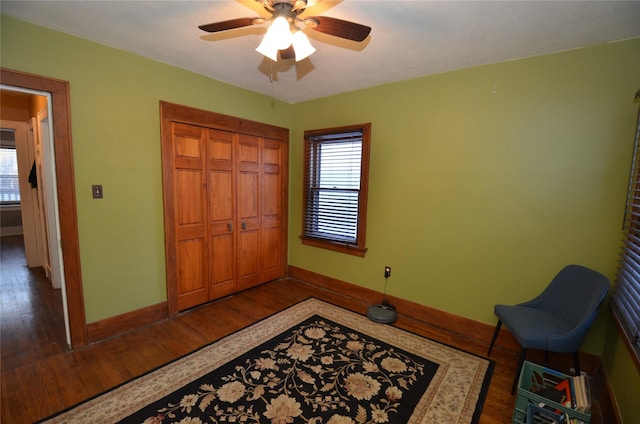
[242,221,247,230]
[228,223,233,232]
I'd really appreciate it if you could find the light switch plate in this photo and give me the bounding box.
[92,184,103,199]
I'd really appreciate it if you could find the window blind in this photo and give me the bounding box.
[612,89,640,357]
[0,147,20,204]
[303,130,363,244]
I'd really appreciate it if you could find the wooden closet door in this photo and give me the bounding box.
[236,134,261,291]
[171,123,208,311]
[261,137,284,283]
[207,129,237,299]
[161,101,288,315]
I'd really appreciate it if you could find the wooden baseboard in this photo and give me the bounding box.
[593,359,623,424]
[288,265,520,350]
[0,226,23,236]
[86,302,168,344]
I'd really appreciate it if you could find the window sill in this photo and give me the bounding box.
[0,204,21,212]
[301,236,367,257]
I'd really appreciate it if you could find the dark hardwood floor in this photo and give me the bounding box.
[0,234,604,423]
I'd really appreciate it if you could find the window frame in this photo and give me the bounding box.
[612,89,640,372]
[301,123,371,257]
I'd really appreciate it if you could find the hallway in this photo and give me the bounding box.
[0,235,68,370]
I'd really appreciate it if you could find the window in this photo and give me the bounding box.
[0,145,20,205]
[612,90,640,369]
[302,123,371,256]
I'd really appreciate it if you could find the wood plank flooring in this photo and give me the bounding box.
[0,235,603,423]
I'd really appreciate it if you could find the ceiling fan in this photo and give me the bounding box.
[199,0,371,62]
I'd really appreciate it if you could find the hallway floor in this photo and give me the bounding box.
[0,235,68,370]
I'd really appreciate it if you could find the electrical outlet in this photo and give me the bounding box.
[384,266,391,279]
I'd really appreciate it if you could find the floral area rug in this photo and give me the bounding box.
[40,298,494,424]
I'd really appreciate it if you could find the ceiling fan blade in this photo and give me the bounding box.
[279,45,296,60]
[306,16,371,42]
[199,17,263,33]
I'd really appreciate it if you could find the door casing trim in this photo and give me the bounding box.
[1,68,87,347]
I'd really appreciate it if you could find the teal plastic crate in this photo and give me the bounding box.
[512,361,591,424]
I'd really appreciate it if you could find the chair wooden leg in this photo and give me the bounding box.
[573,352,581,376]
[487,320,502,356]
[511,348,527,395]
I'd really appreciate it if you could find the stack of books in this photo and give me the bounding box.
[514,362,593,424]
[529,372,592,424]
[572,375,592,414]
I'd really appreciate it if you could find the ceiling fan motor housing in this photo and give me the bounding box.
[261,0,308,16]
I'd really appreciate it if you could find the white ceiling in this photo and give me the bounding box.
[2,0,640,104]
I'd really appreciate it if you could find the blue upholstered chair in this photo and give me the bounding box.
[487,264,610,394]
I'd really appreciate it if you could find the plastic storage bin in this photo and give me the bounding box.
[512,361,591,424]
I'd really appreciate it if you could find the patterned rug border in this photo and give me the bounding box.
[39,297,494,424]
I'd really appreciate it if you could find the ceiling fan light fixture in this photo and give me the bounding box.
[200,0,371,63]
[256,34,280,61]
[292,30,315,61]
[256,16,294,61]
[270,16,293,49]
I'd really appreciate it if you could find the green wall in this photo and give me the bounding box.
[289,38,640,423]
[1,15,293,323]
[2,14,639,423]
[291,40,639,329]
